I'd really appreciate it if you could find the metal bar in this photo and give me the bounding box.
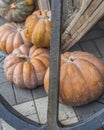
[46,0,63,130]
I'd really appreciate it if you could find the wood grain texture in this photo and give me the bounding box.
[62,0,104,51]
[37,0,50,10]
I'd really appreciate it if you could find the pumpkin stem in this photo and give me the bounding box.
[17,54,30,61]
[43,10,48,19]
[10,3,16,9]
[67,57,74,63]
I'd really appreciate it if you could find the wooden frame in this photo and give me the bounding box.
[37,0,50,10]
[62,0,104,51]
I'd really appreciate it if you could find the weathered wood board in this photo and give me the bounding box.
[36,0,104,52]
[62,0,104,51]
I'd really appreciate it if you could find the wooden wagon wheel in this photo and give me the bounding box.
[0,0,104,130]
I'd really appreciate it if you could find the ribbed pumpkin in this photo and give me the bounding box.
[0,0,35,22]
[24,10,51,47]
[4,44,49,89]
[0,23,31,54]
[44,51,104,106]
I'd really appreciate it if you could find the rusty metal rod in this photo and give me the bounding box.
[46,0,63,130]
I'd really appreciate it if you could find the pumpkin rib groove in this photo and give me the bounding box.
[74,60,93,99]
[68,63,89,105]
[30,49,49,58]
[67,64,80,104]
[73,61,93,102]
[60,64,76,105]
[30,62,39,85]
[30,59,46,85]
[6,63,20,83]
[30,58,46,72]
[40,57,49,68]
[74,58,104,81]
[72,51,104,76]
[5,29,13,53]
[6,32,15,54]
[4,55,21,71]
[30,64,38,88]
[22,62,31,88]
[13,32,23,49]
[33,57,47,69]
[74,59,104,100]
[29,46,38,57]
[19,47,29,56]
[13,62,25,88]
[0,31,11,52]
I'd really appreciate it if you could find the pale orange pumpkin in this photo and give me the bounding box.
[4,44,50,89]
[44,51,104,106]
[24,10,51,47]
[0,23,31,54]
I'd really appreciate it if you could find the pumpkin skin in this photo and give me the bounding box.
[44,51,104,106]
[4,44,49,89]
[24,10,51,47]
[0,23,31,54]
[0,0,35,22]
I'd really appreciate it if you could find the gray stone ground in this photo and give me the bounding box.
[0,16,104,129]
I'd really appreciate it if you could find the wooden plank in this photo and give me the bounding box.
[62,1,104,51]
[62,0,73,23]
[63,0,93,30]
[37,0,50,10]
[70,0,103,35]
[62,0,102,42]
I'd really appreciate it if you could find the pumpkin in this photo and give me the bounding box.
[0,0,35,22]
[44,51,104,106]
[24,10,51,47]
[0,23,31,54]
[4,44,49,89]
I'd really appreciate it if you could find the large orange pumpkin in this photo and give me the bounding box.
[44,51,104,106]
[0,23,31,54]
[4,44,49,89]
[24,10,51,47]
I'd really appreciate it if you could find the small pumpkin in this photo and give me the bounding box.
[4,44,50,89]
[24,10,51,47]
[44,51,104,106]
[0,23,31,54]
[0,0,35,22]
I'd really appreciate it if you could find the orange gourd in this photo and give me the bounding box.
[4,44,50,89]
[0,23,31,54]
[44,51,104,106]
[24,10,51,47]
